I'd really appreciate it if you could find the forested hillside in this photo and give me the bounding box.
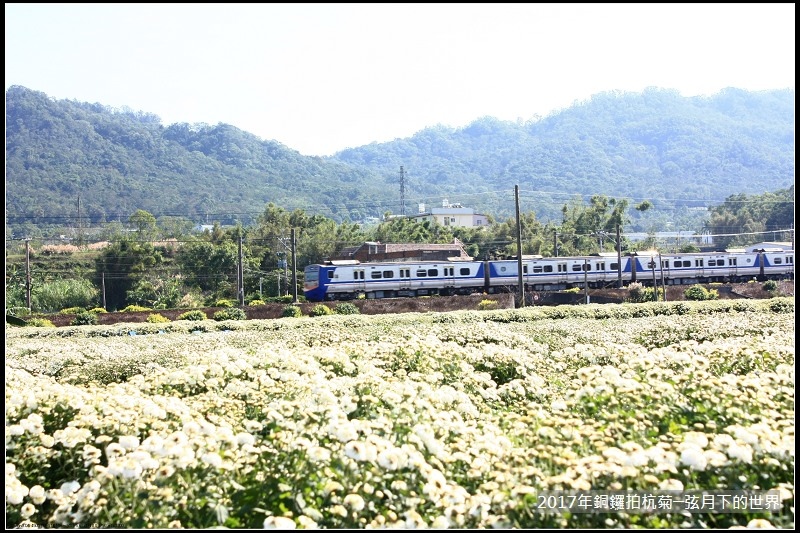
[5,85,795,239]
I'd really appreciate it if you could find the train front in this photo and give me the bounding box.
[303,264,328,302]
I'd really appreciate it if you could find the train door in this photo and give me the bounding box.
[442,266,456,293]
[353,268,367,294]
[398,267,412,295]
[557,262,569,285]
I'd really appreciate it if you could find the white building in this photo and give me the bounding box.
[407,199,489,228]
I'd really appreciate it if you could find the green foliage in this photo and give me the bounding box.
[94,239,163,311]
[214,308,247,321]
[478,299,498,310]
[563,287,581,294]
[625,283,663,303]
[333,302,360,315]
[248,299,266,306]
[59,306,85,315]
[762,280,778,293]
[89,307,108,313]
[146,313,171,324]
[32,278,98,314]
[310,304,333,317]
[214,299,235,308]
[26,317,56,327]
[684,285,719,301]
[281,305,303,318]
[121,304,151,312]
[70,310,98,326]
[176,310,207,321]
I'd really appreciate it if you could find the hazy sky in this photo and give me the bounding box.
[5,3,795,156]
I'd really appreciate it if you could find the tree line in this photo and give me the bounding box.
[5,186,793,314]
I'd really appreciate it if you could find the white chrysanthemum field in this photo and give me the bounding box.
[5,299,795,529]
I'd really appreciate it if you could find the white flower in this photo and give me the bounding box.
[60,480,81,495]
[20,503,36,518]
[28,485,46,505]
[201,453,223,468]
[118,435,140,450]
[679,446,708,471]
[343,493,365,511]
[264,515,296,529]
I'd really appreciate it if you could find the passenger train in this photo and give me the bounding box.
[303,249,794,302]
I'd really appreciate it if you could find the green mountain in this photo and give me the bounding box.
[5,85,794,237]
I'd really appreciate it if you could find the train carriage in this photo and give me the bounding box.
[303,249,794,302]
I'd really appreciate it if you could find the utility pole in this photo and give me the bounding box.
[649,257,658,301]
[101,272,107,310]
[584,258,589,304]
[238,232,245,306]
[616,224,622,288]
[291,228,298,303]
[515,185,525,308]
[25,238,32,310]
[554,229,559,258]
[659,252,667,302]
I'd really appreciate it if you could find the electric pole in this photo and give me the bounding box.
[291,228,298,303]
[515,185,524,308]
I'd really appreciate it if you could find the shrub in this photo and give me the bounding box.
[333,302,360,315]
[121,305,151,312]
[214,299,235,308]
[214,308,247,321]
[89,307,108,314]
[33,278,98,313]
[563,287,581,294]
[71,310,98,326]
[762,280,779,293]
[26,318,56,327]
[282,305,303,318]
[310,304,334,317]
[478,299,498,310]
[684,285,718,301]
[176,310,207,321]
[626,283,662,303]
[248,299,266,306]
[146,313,171,323]
[59,307,85,315]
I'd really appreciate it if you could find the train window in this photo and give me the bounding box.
[327,271,334,280]
[444,267,454,276]
[774,258,782,264]
[572,264,582,272]
[533,266,542,273]
[663,261,670,268]
[416,270,427,277]
[355,271,365,280]
[610,263,618,270]
[459,267,471,275]
[371,271,382,279]
[400,269,410,278]
[572,264,591,271]
[428,269,438,277]
[696,259,704,267]
[523,265,528,274]
[596,262,605,270]
[682,261,691,267]
[729,258,737,266]
[544,265,554,273]
[558,264,567,273]
[707,260,716,266]
[383,270,394,278]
